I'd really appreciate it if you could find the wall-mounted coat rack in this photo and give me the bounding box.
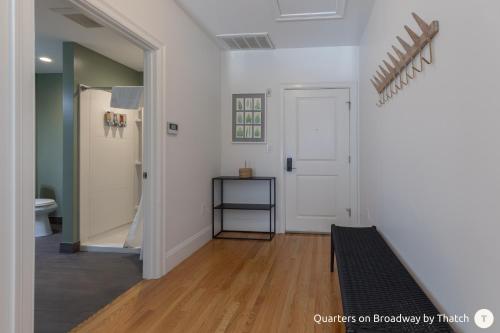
[370,13,439,107]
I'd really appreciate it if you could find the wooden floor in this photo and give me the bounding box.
[72,234,344,333]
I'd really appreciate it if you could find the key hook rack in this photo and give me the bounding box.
[370,13,439,107]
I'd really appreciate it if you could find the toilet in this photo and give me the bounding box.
[35,199,58,237]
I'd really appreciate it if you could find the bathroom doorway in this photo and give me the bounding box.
[30,0,165,331]
[79,86,144,253]
[9,0,167,329]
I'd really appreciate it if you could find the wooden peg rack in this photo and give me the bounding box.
[371,13,439,106]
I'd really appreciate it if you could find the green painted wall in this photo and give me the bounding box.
[36,74,63,216]
[62,42,143,244]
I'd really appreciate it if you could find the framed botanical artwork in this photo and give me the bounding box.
[232,93,266,143]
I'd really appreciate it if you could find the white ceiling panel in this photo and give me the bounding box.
[277,0,337,15]
[274,0,346,21]
[176,0,374,49]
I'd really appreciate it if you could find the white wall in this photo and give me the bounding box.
[359,1,500,332]
[93,0,222,269]
[221,47,358,232]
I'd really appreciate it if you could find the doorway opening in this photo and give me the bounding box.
[78,85,144,253]
[29,0,166,331]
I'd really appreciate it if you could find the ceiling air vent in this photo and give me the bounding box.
[51,7,103,28]
[216,33,275,50]
[63,14,103,28]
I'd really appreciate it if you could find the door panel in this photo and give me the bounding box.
[285,89,351,233]
[296,175,337,217]
[296,97,337,160]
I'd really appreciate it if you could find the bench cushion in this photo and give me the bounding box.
[332,225,453,333]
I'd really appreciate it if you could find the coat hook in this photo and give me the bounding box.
[397,36,412,53]
[399,69,409,87]
[387,53,403,90]
[412,54,423,72]
[376,70,386,85]
[391,45,409,87]
[420,42,433,65]
[392,45,406,62]
[383,61,399,94]
[404,25,421,45]
[385,85,393,99]
[377,93,385,107]
[412,13,432,37]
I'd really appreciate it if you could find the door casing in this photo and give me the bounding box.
[10,0,168,331]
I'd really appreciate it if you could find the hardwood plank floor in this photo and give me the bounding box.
[72,234,344,333]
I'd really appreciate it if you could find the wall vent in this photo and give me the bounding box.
[216,33,275,50]
[51,7,103,28]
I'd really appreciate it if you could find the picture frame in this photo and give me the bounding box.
[232,93,266,143]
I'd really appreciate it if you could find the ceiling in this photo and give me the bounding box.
[35,0,143,73]
[175,0,374,49]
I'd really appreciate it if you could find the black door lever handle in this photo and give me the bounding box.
[286,157,296,172]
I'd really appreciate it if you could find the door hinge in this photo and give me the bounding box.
[346,101,351,110]
[346,208,352,218]
[348,155,351,164]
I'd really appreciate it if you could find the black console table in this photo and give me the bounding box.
[212,176,276,241]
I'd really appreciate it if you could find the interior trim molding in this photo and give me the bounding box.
[12,0,167,330]
[12,0,36,332]
[69,0,167,280]
[165,226,212,272]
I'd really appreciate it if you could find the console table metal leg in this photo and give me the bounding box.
[273,179,276,236]
[220,179,224,232]
[212,178,215,238]
[269,179,272,240]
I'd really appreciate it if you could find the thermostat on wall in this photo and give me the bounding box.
[167,122,178,135]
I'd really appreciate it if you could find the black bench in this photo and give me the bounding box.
[330,225,454,333]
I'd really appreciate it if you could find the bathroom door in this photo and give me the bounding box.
[79,89,140,242]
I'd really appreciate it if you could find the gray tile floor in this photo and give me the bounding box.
[35,233,142,333]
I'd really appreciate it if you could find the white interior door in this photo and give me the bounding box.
[284,89,351,233]
[79,89,140,242]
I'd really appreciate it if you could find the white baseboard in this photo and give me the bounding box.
[164,225,212,272]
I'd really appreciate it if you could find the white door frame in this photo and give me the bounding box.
[10,0,167,331]
[279,82,360,233]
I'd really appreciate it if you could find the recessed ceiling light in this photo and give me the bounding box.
[39,57,53,63]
